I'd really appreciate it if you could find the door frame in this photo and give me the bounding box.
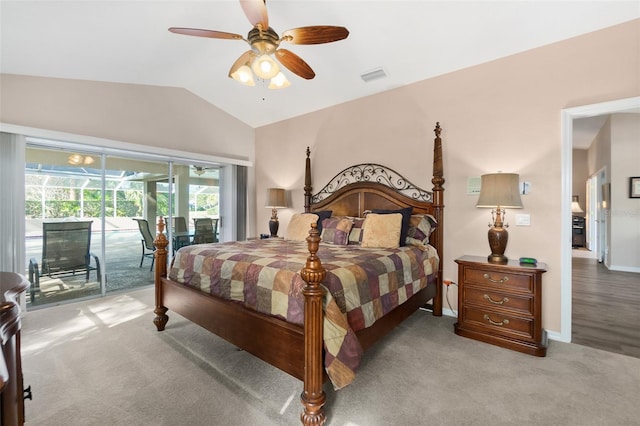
[560,96,639,343]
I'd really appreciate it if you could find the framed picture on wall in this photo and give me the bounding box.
[630,177,640,198]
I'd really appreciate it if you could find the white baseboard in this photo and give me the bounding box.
[545,329,568,343]
[442,307,457,318]
[608,264,640,273]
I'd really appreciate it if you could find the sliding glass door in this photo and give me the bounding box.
[24,145,226,308]
[102,155,169,295]
[25,146,104,306]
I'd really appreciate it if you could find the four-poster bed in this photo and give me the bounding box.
[153,122,445,425]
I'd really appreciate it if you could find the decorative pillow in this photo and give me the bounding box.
[371,207,413,246]
[286,213,319,241]
[347,217,366,245]
[312,210,333,235]
[406,214,438,247]
[360,213,402,249]
[321,217,354,245]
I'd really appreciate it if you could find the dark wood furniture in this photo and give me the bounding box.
[153,123,445,425]
[454,255,547,356]
[0,272,30,425]
[572,216,586,248]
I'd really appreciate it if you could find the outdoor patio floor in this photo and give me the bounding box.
[26,229,157,309]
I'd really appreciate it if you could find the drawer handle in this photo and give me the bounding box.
[483,273,509,284]
[483,294,509,305]
[484,314,509,326]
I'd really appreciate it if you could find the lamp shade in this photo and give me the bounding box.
[571,196,584,213]
[476,173,523,209]
[265,188,287,208]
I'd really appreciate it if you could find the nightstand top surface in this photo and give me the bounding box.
[455,255,547,272]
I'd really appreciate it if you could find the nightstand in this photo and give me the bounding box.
[454,255,547,356]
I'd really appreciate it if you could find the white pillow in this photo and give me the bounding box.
[286,213,319,241]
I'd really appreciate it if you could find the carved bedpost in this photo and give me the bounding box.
[153,217,169,331]
[431,122,445,316]
[304,147,312,213]
[300,223,327,426]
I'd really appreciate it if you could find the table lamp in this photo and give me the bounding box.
[571,196,584,214]
[265,188,287,237]
[476,173,523,264]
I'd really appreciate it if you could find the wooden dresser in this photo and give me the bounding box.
[454,255,547,356]
[0,272,30,425]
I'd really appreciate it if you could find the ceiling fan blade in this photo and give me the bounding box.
[228,50,257,76]
[281,26,349,45]
[239,0,269,29]
[274,49,315,80]
[169,27,243,40]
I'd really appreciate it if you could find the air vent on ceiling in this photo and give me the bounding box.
[360,67,387,83]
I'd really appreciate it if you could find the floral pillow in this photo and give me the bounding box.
[360,213,402,249]
[406,214,438,248]
[321,217,354,245]
[286,213,319,241]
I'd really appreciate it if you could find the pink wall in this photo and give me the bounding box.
[0,74,254,161]
[255,19,640,334]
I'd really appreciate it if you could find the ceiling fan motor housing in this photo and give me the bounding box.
[248,27,280,54]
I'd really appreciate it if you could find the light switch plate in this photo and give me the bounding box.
[467,177,481,195]
[515,214,531,226]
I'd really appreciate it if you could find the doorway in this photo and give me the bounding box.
[561,96,640,345]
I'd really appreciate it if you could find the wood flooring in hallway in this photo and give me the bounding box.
[572,257,640,358]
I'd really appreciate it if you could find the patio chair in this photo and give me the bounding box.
[166,216,190,250]
[192,218,218,244]
[28,221,101,303]
[133,218,155,271]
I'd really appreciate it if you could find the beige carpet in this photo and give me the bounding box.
[21,286,640,425]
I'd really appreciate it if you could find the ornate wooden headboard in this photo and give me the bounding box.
[302,122,445,314]
[303,124,443,241]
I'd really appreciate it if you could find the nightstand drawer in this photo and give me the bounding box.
[462,306,534,340]
[463,268,533,293]
[463,286,534,316]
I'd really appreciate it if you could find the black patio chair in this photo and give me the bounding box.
[133,218,156,271]
[192,218,218,244]
[28,221,101,303]
[166,216,191,250]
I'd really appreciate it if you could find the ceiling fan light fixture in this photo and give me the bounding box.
[230,64,255,86]
[268,72,291,89]
[68,153,94,166]
[252,54,280,79]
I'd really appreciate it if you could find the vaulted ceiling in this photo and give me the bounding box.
[1,1,638,134]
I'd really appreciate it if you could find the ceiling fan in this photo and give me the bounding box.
[192,165,217,176]
[169,0,349,89]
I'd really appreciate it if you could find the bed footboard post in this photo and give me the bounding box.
[153,217,169,331]
[431,122,445,317]
[300,223,327,426]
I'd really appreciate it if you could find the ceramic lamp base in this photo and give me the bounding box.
[269,219,279,237]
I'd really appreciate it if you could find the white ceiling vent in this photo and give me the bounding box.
[360,67,388,82]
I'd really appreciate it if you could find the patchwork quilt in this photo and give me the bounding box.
[168,238,439,389]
